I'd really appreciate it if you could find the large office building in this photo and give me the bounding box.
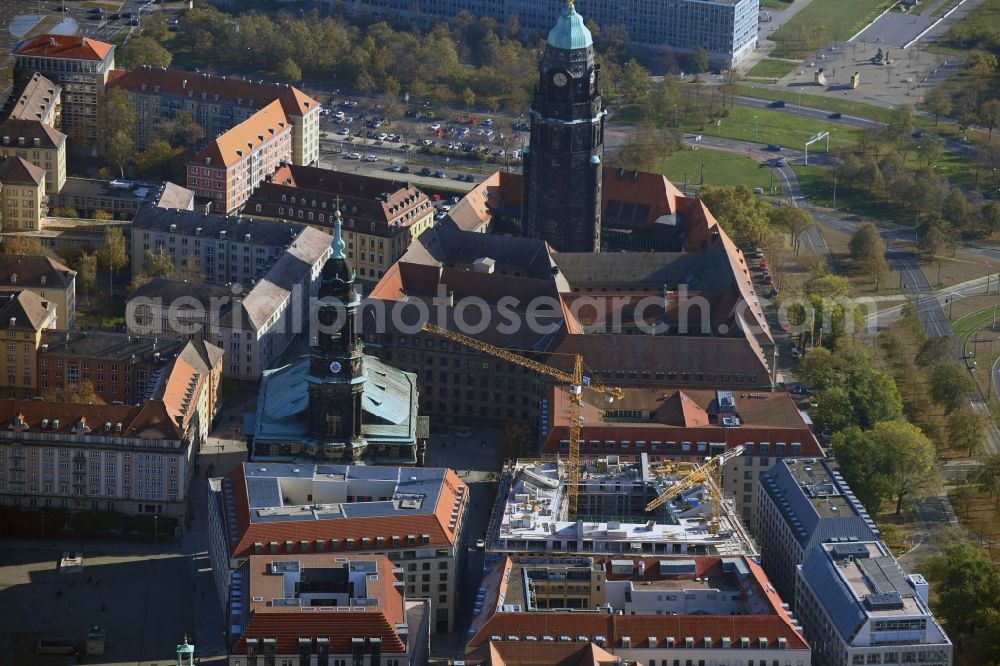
[487,456,757,558]
[796,541,951,666]
[466,554,810,666]
[207,463,469,633]
[244,164,436,282]
[334,0,759,67]
[228,554,430,666]
[108,66,321,166]
[757,458,880,607]
[12,35,115,146]
[0,351,215,529]
[366,216,774,426]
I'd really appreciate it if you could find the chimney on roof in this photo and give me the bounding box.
[8,317,15,328]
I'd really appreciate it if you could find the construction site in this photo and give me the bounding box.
[486,453,757,558]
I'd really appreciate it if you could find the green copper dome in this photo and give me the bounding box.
[547,1,593,51]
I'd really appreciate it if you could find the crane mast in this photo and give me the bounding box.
[421,322,621,518]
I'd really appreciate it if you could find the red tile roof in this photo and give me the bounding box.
[227,466,468,558]
[232,554,407,655]
[109,67,319,117]
[541,386,820,456]
[14,34,113,61]
[484,640,618,665]
[0,398,185,440]
[190,99,289,169]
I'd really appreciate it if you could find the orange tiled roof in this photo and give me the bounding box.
[0,398,185,440]
[154,357,204,430]
[14,34,113,61]
[109,67,319,117]
[191,99,289,169]
[232,554,407,655]
[227,466,468,558]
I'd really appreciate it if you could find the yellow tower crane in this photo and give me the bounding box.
[644,444,745,532]
[421,322,623,518]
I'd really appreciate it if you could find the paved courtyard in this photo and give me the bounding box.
[0,542,196,666]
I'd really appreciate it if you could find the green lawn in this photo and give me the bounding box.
[770,0,897,58]
[791,164,908,221]
[927,0,1000,55]
[761,0,792,8]
[681,105,860,149]
[659,149,783,194]
[747,59,799,80]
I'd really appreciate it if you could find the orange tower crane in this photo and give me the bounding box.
[422,322,623,518]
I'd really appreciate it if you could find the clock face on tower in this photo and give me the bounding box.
[329,361,342,374]
[552,72,568,87]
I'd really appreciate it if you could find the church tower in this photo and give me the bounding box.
[522,0,605,253]
[306,208,366,460]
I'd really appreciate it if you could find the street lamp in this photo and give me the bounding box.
[753,115,758,141]
[673,104,679,129]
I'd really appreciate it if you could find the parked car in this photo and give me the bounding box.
[337,127,350,136]
[433,170,447,178]
[346,152,362,160]
[429,123,441,131]
[765,144,782,152]
[768,100,786,108]
[828,112,842,119]
[463,174,475,183]
[363,154,378,162]
[420,167,432,176]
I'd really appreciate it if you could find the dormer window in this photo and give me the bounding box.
[10,273,17,284]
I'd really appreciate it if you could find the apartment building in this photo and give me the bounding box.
[0,118,67,197]
[466,554,810,665]
[335,0,759,66]
[36,332,221,413]
[187,99,292,213]
[4,72,62,128]
[757,458,880,608]
[0,291,58,398]
[37,331,181,403]
[208,463,469,634]
[540,386,824,525]
[796,541,951,666]
[0,156,47,231]
[0,254,76,329]
[0,399,200,529]
[126,226,332,380]
[109,66,320,166]
[228,554,429,666]
[244,165,436,282]
[12,35,115,145]
[130,206,304,286]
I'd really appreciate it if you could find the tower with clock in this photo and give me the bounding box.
[305,207,367,458]
[522,0,605,253]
